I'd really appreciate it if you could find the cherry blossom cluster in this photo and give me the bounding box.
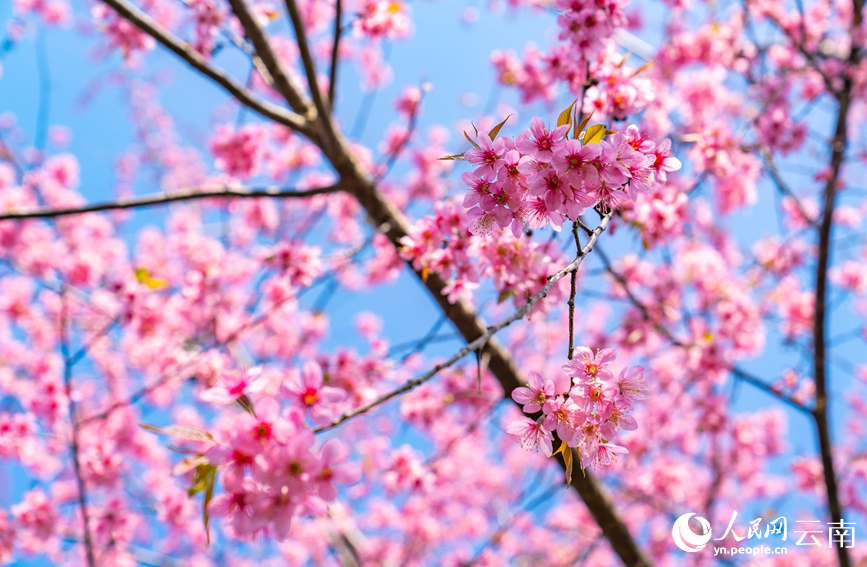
[354,0,412,40]
[188,0,226,57]
[399,200,568,307]
[203,408,359,540]
[91,4,158,63]
[160,363,359,539]
[461,120,681,236]
[507,347,649,469]
[555,0,628,59]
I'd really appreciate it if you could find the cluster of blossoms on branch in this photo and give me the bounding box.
[149,363,360,541]
[398,200,568,306]
[460,116,682,236]
[507,347,649,471]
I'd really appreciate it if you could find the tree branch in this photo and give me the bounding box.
[98,0,311,135]
[225,0,313,117]
[812,25,856,567]
[283,0,339,149]
[60,287,97,567]
[0,184,342,221]
[328,0,342,110]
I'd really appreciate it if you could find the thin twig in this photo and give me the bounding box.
[60,287,97,567]
[595,245,812,414]
[97,0,310,134]
[328,0,342,111]
[0,184,342,221]
[283,0,339,149]
[567,221,580,360]
[226,0,312,116]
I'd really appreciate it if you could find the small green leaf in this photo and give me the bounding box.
[187,463,217,496]
[557,100,577,129]
[134,267,169,289]
[583,124,606,144]
[173,455,209,476]
[139,423,163,434]
[487,114,512,140]
[203,466,216,546]
[497,289,515,304]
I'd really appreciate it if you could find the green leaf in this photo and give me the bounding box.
[557,100,577,129]
[187,463,217,496]
[134,267,169,289]
[437,153,466,161]
[487,114,512,141]
[140,423,214,442]
[203,466,216,546]
[583,124,606,144]
[497,289,514,304]
[173,454,210,477]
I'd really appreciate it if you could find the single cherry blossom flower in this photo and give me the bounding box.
[562,347,616,383]
[614,365,650,407]
[511,371,555,413]
[199,366,266,405]
[313,439,361,501]
[281,361,346,426]
[506,416,554,457]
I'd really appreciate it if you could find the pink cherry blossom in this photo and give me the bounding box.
[199,366,266,405]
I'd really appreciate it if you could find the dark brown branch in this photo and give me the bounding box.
[98,0,311,135]
[283,0,339,149]
[0,184,342,221]
[225,0,313,117]
[567,221,580,360]
[328,0,342,110]
[812,27,856,567]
